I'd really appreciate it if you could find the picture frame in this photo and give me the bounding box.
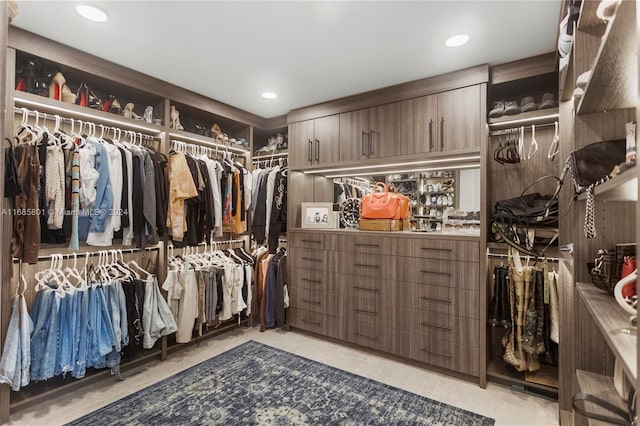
[301,202,336,229]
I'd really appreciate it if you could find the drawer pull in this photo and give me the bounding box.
[354,263,378,268]
[354,286,379,292]
[302,239,322,244]
[302,278,322,284]
[301,257,322,262]
[355,243,380,248]
[420,247,452,252]
[354,308,377,314]
[355,331,378,340]
[420,296,452,304]
[301,298,321,305]
[420,348,452,358]
[420,270,451,276]
[421,321,452,331]
[302,318,321,326]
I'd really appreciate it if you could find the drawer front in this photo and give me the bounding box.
[347,286,395,327]
[339,235,392,255]
[288,287,345,317]
[408,333,479,377]
[407,239,480,262]
[393,257,456,287]
[339,253,390,278]
[289,232,338,251]
[347,321,396,353]
[288,308,346,340]
[290,248,338,272]
[394,282,479,318]
[289,268,339,294]
[395,309,480,347]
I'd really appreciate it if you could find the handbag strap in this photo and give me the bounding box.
[572,392,631,426]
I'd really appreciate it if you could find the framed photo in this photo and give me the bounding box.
[301,202,336,229]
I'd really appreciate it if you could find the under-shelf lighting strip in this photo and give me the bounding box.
[253,152,288,160]
[14,95,162,133]
[168,132,248,154]
[488,113,559,128]
[304,155,481,176]
[325,163,478,179]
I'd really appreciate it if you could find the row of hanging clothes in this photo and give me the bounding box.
[252,244,288,332]
[0,249,174,391]
[168,141,251,248]
[162,241,254,344]
[334,177,373,206]
[250,157,288,253]
[9,108,167,264]
[488,249,560,374]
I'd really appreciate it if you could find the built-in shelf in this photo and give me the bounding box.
[576,283,637,382]
[253,151,288,161]
[576,0,637,115]
[576,166,637,202]
[14,91,165,134]
[487,358,558,398]
[168,129,250,154]
[488,107,559,128]
[575,369,628,425]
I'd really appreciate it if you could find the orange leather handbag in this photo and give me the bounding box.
[361,183,410,220]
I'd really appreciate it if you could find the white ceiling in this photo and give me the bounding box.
[11,1,561,119]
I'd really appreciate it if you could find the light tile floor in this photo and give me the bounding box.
[9,327,559,426]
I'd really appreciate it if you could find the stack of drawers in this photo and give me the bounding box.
[288,230,480,378]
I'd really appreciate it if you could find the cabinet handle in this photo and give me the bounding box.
[354,308,378,314]
[301,257,321,262]
[315,138,320,163]
[301,298,321,305]
[361,130,367,157]
[302,278,322,284]
[355,331,378,340]
[355,243,380,248]
[369,129,375,156]
[301,239,322,244]
[428,118,434,151]
[354,263,378,269]
[307,139,313,163]
[302,318,321,326]
[420,348,452,358]
[420,247,452,252]
[420,270,451,276]
[421,321,452,331]
[354,286,379,292]
[420,296,452,304]
[440,117,444,151]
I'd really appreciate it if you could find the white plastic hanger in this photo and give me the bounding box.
[527,125,538,160]
[548,121,560,160]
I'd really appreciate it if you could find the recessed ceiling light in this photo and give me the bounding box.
[261,92,277,100]
[445,34,469,47]
[76,5,108,22]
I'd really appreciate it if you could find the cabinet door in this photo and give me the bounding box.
[289,120,315,168]
[437,85,481,151]
[339,109,369,162]
[400,95,438,155]
[313,115,340,165]
[369,102,401,159]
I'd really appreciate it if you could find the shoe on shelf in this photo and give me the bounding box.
[520,96,538,113]
[540,92,558,109]
[123,103,142,120]
[110,99,122,115]
[169,106,183,130]
[102,94,115,112]
[61,84,77,103]
[503,100,521,116]
[76,82,102,108]
[48,72,66,101]
[211,124,223,140]
[488,101,505,118]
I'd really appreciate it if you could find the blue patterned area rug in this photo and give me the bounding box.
[68,340,494,425]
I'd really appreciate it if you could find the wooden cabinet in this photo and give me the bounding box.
[339,109,369,162]
[339,102,401,162]
[400,95,438,156]
[289,115,339,168]
[436,85,481,151]
[288,231,482,379]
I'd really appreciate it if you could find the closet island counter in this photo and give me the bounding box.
[287,228,482,381]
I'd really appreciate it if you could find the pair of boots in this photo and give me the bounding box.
[489,265,511,328]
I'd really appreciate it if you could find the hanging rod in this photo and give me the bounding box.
[488,111,559,129]
[487,252,560,263]
[14,106,161,141]
[12,245,161,263]
[168,132,249,154]
[253,152,288,161]
[170,139,240,159]
[489,121,557,137]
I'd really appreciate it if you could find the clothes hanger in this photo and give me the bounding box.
[527,124,538,160]
[548,121,560,161]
